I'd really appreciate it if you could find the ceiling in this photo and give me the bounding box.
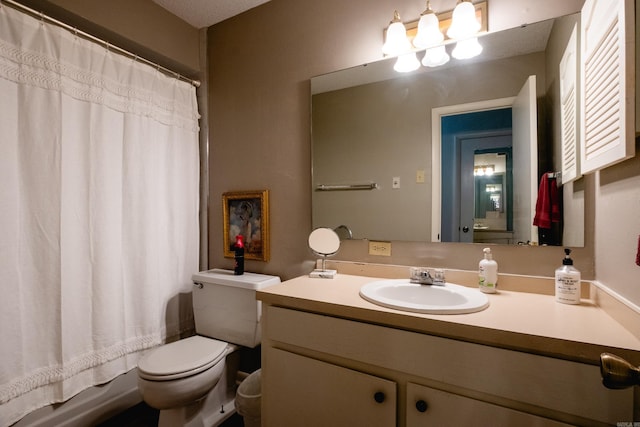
[152,0,271,29]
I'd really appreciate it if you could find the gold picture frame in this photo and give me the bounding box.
[222,190,270,262]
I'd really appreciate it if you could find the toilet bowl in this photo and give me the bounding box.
[137,336,228,409]
[136,269,280,427]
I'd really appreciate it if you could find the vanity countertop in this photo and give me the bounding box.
[256,273,640,365]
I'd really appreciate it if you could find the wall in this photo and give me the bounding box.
[596,149,640,308]
[206,0,594,282]
[591,0,640,313]
[16,0,200,76]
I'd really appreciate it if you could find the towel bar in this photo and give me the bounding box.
[315,183,378,191]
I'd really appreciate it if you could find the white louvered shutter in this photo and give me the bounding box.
[580,0,635,173]
[560,24,579,183]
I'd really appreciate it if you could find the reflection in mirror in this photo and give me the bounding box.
[311,13,584,247]
[334,224,353,240]
[473,150,513,244]
[435,105,527,244]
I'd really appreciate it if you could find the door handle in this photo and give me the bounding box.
[600,353,640,389]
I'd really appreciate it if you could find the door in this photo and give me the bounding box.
[511,75,538,244]
[406,383,573,426]
[459,133,512,243]
[435,76,537,243]
[263,347,397,427]
[580,0,635,172]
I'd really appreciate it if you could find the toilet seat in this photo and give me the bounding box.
[138,335,228,381]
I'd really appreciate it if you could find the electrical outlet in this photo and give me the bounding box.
[368,241,391,256]
[416,170,425,183]
[392,177,400,189]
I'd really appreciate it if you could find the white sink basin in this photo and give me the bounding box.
[359,279,490,314]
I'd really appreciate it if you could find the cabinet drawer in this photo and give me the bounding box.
[406,382,572,426]
[263,347,397,427]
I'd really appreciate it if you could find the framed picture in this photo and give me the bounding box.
[222,190,270,262]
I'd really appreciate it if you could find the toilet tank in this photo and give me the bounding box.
[191,269,280,348]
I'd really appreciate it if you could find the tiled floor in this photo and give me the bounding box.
[97,402,245,427]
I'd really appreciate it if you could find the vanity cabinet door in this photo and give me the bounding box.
[263,347,397,427]
[406,383,573,427]
[580,0,635,172]
[262,305,633,425]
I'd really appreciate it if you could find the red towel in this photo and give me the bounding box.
[533,173,560,229]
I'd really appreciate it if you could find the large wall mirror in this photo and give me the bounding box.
[311,12,585,247]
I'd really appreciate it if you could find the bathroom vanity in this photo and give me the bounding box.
[257,268,640,426]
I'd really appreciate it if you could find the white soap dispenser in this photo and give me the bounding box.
[479,247,498,293]
[555,248,581,304]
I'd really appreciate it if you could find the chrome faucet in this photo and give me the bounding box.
[411,269,435,285]
[333,224,353,240]
[410,268,446,285]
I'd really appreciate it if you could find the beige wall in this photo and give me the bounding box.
[206,0,594,281]
[596,149,640,308]
[16,0,200,76]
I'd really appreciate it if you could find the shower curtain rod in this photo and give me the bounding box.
[1,0,201,87]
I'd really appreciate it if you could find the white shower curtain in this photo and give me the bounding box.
[0,5,200,425]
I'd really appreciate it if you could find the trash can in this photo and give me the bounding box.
[235,369,262,427]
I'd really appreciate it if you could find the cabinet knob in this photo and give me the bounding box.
[415,399,428,413]
[373,391,385,403]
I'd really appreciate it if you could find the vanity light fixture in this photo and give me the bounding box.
[413,1,450,67]
[383,1,486,71]
[383,10,421,72]
[452,36,483,59]
[474,165,494,176]
[448,0,482,60]
[394,52,421,72]
[382,10,412,56]
[413,1,444,49]
[422,45,450,67]
[447,0,481,40]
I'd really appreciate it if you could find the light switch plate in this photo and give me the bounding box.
[392,177,400,189]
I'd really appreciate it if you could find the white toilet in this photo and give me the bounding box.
[137,269,280,427]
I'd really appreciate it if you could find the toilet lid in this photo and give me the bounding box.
[138,336,228,381]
